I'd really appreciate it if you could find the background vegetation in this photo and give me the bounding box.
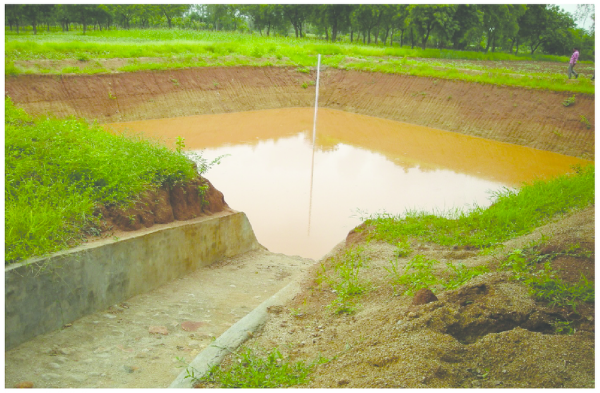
[5,97,202,265]
[5,4,595,59]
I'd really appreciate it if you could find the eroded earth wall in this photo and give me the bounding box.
[5,67,595,159]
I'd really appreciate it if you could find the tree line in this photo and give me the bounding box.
[5,4,595,58]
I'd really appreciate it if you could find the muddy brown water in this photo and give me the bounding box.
[107,108,589,260]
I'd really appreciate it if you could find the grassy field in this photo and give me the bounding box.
[5,29,595,94]
[5,97,207,265]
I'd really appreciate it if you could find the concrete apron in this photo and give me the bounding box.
[169,277,304,388]
[5,210,316,388]
[5,210,259,350]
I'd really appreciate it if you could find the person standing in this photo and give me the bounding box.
[568,47,579,79]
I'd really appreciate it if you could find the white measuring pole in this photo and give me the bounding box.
[311,54,321,148]
[308,54,321,235]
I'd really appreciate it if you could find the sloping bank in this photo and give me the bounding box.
[4,67,594,351]
[5,66,595,159]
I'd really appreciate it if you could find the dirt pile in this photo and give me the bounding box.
[95,176,227,233]
[211,206,595,388]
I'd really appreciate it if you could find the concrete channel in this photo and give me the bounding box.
[5,210,260,350]
[5,210,316,388]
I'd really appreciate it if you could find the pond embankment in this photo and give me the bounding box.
[5,66,595,159]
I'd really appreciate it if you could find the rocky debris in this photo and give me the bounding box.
[411,288,438,305]
[14,381,34,388]
[181,321,206,332]
[149,326,169,335]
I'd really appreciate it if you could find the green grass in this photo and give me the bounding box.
[385,254,489,296]
[322,246,371,315]
[367,164,594,251]
[5,29,594,94]
[501,246,594,312]
[5,97,207,264]
[193,347,327,388]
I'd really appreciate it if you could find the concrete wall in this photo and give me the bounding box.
[5,211,261,350]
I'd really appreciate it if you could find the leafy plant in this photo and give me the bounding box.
[562,95,576,107]
[195,347,325,388]
[500,247,594,312]
[442,262,489,290]
[395,239,413,257]
[325,247,370,314]
[580,115,592,129]
[553,319,575,335]
[175,136,185,153]
[386,254,439,296]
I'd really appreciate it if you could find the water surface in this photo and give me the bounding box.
[108,108,589,259]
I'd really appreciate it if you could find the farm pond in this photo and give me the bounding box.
[107,107,589,260]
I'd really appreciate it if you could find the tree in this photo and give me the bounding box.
[389,5,409,47]
[70,5,103,34]
[450,5,483,50]
[282,4,310,38]
[22,4,53,34]
[6,4,24,33]
[158,5,188,29]
[574,4,594,32]
[408,5,457,49]
[480,4,525,53]
[241,5,285,36]
[351,5,381,44]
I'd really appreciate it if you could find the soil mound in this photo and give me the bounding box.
[212,206,595,388]
[95,176,227,233]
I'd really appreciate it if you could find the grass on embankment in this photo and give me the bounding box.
[5,29,594,95]
[5,97,205,265]
[365,164,595,250]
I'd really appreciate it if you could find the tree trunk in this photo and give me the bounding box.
[350,27,353,42]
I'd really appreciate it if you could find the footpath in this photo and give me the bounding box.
[5,248,315,388]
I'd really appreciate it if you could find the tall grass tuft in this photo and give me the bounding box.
[367,164,594,250]
[5,97,205,264]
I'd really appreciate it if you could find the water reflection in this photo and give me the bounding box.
[107,108,590,260]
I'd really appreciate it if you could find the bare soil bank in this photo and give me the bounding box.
[201,206,595,389]
[5,66,595,160]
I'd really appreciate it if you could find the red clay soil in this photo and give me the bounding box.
[5,66,595,160]
[95,177,227,233]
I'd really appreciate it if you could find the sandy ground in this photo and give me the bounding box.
[5,248,315,388]
[206,206,595,388]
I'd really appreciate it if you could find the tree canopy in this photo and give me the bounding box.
[5,4,595,59]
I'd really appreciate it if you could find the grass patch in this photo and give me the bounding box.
[500,245,594,312]
[5,29,593,94]
[5,97,208,264]
[385,254,489,296]
[317,246,371,315]
[366,164,594,250]
[192,347,326,388]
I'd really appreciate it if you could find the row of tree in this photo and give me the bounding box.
[5,4,595,58]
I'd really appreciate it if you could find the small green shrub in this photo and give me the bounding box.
[194,347,325,388]
[562,95,576,107]
[325,247,370,314]
[386,254,439,296]
[580,115,592,129]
